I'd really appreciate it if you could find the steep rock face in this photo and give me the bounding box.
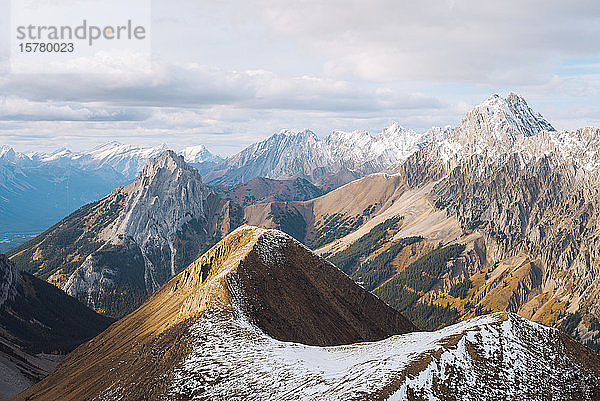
[0,255,18,308]
[14,228,600,401]
[312,94,600,348]
[368,93,600,347]
[97,151,216,293]
[8,151,243,318]
[432,152,600,337]
[0,255,113,353]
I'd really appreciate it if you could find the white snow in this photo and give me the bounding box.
[166,306,595,401]
[180,145,222,164]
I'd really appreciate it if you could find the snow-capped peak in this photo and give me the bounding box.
[84,142,168,178]
[0,145,17,161]
[41,147,79,162]
[181,144,222,164]
[276,129,319,142]
[443,93,556,160]
[379,121,409,138]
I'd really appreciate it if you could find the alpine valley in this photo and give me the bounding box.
[3,93,600,399]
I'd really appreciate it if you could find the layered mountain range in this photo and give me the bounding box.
[204,122,450,187]
[14,227,600,401]
[300,93,600,349]
[0,142,222,251]
[5,92,600,351]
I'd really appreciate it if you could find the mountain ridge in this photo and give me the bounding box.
[8,150,243,318]
[204,122,446,186]
[13,227,600,401]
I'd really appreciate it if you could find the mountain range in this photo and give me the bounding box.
[4,91,600,399]
[0,142,223,251]
[1,120,447,251]
[13,227,600,400]
[7,93,600,348]
[203,122,450,188]
[219,93,600,350]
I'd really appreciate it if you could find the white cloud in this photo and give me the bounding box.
[0,0,599,155]
[254,0,600,83]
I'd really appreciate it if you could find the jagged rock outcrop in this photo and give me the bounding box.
[314,93,600,349]
[389,93,600,347]
[8,151,243,318]
[0,254,18,308]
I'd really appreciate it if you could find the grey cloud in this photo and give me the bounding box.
[254,0,600,83]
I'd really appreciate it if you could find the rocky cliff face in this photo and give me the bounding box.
[431,150,600,342]
[14,227,600,401]
[8,151,243,318]
[0,254,18,308]
[383,93,600,349]
[304,93,600,349]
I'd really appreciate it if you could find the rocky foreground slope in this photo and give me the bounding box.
[0,255,112,400]
[14,227,600,401]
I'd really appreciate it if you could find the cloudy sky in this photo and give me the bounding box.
[1,0,599,156]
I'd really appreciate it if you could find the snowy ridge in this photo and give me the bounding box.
[206,122,447,184]
[85,141,168,178]
[428,94,600,176]
[0,141,220,180]
[167,310,597,400]
[164,228,600,400]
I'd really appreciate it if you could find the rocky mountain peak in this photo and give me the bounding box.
[0,145,16,161]
[101,151,210,245]
[379,121,409,138]
[274,129,319,142]
[181,144,222,164]
[138,150,195,182]
[172,225,415,345]
[445,93,555,159]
